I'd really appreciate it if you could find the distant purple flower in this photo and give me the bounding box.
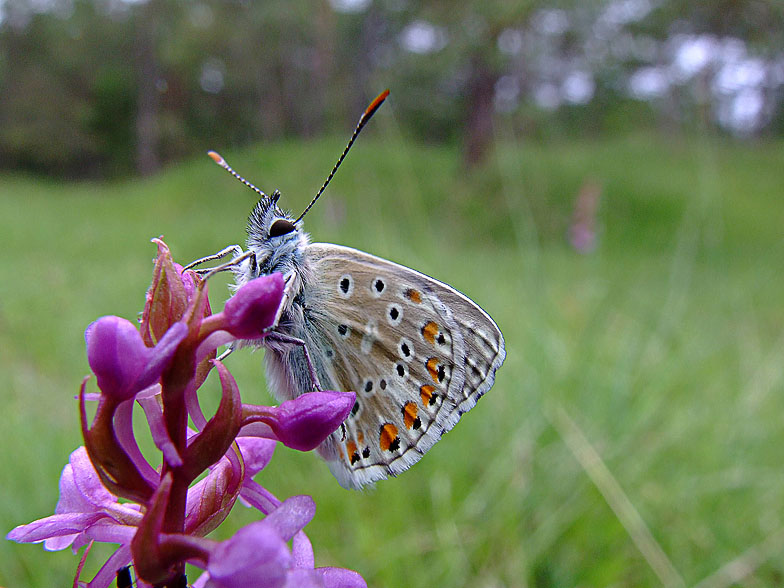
[568,179,602,254]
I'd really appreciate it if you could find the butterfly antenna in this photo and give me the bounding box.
[207,150,268,199]
[294,89,390,224]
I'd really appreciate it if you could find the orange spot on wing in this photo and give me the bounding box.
[426,357,440,382]
[422,321,438,345]
[420,385,435,405]
[357,431,364,444]
[379,423,399,452]
[346,441,359,465]
[405,288,422,304]
[403,402,419,429]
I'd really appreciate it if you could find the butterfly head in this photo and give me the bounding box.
[244,190,309,279]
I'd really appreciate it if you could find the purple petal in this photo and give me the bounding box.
[237,421,277,442]
[86,317,187,402]
[206,521,291,588]
[182,360,242,482]
[114,398,162,486]
[184,459,239,537]
[191,571,210,588]
[291,531,314,569]
[134,320,188,391]
[195,331,235,368]
[185,376,209,430]
[262,495,315,542]
[139,395,183,467]
[239,479,281,516]
[222,274,285,339]
[83,520,137,544]
[54,462,93,515]
[7,512,103,544]
[43,533,78,551]
[315,568,367,588]
[68,447,117,509]
[282,569,324,588]
[237,437,276,476]
[86,316,151,401]
[271,392,355,452]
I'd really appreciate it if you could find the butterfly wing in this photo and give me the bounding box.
[287,243,505,489]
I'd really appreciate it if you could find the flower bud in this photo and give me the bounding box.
[242,391,355,452]
[222,274,285,339]
[86,317,151,401]
[142,239,191,346]
[86,316,187,401]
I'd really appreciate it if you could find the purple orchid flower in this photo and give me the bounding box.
[7,239,364,588]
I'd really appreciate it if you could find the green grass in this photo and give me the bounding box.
[1,130,783,587]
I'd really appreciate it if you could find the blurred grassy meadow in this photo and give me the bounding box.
[2,126,784,587]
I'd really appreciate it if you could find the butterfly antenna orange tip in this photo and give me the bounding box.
[207,150,267,199]
[294,89,390,224]
[364,88,390,119]
[207,150,225,165]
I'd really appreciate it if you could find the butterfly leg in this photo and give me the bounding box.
[183,245,245,273]
[264,331,324,392]
[216,346,234,361]
[197,250,258,282]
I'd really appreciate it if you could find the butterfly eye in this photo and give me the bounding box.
[269,219,296,237]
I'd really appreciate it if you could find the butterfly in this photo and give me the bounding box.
[192,90,505,489]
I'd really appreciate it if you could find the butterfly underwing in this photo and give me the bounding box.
[199,91,505,489]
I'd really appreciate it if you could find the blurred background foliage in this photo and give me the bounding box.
[1,0,782,178]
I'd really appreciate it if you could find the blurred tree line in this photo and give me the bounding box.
[0,0,782,178]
